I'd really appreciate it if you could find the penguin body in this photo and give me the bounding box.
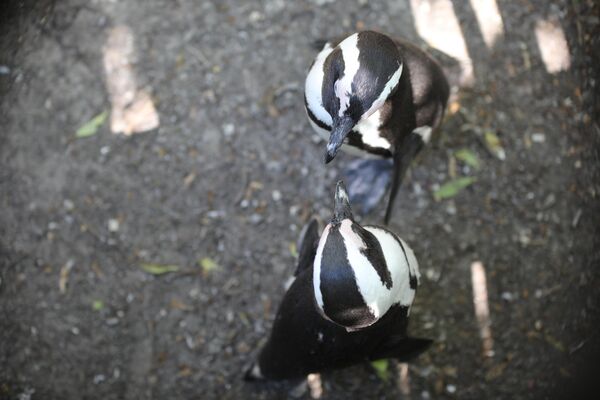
[246,182,431,381]
[305,31,450,223]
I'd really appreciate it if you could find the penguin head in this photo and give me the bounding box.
[323,31,403,163]
[312,181,395,330]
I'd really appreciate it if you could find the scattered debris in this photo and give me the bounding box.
[572,208,582,227]
[370,359,389,382]
[140,263,180,275]
[483,130,506,160]
[485,362,508,381]
[170,298,192,311]
[76,111,108,138]
[183,172,196,187]
[108,218,120,232]
[59,260,74,294]
[433,177,476,201]
[272,190,282,202]
[288,242,298,258]
[531,132,546,143]
[454,148,480,169]
[92,300,104,311]
[545,334,566,352]
[199,257,220,275]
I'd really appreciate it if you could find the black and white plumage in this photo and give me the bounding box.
[305,31,450,223]
[245,181,431,381]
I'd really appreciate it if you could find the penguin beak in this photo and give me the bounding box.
[333,180,354,221]
[325,116,354,164]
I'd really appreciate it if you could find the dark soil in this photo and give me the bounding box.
[1,0,599,399]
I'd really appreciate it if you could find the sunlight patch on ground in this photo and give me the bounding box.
[103,25,159,135]
[307,373,323,399]
[469,0,504,49]
[398,362,411,396]
[471,261,494,357]
[410,0,474,84]
[535,18,571,74]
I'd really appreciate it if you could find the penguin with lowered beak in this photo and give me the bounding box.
[305,30,449,224]
[245,181,431,381]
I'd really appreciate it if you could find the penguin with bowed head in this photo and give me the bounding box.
[245,181,431,381]
[305,30,450,223]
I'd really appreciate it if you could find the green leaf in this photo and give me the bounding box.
[434,177,476,201]
[371,359,389,382]
[76,111,108,138]
[454,148,480,169]
[484,130,506,160]
[198,257,219,274]
[140,263,180,275]
[289,242,298,258]
[92,300,104,311]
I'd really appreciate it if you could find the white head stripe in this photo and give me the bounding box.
[336,33,361,117]
[362,63,403,120]
[312,225,330,311]
[305,43,334,126]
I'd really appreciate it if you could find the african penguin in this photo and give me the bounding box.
[245,181,431,381]
[305,31,450,224]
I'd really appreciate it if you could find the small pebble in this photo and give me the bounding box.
[106,317,119,326]
[108,219,119,232]
[93,374,106,384]
[249,214,263,225]
[531,133,546,143]
[446,384,456,394]
[185,334,196,350]
[222,123,235,137]
[248,10,263,23]
[63,199,74,211]
[0,65,10,74]
[71,327,80,335]
[501,292,514,301]
[271,190,282,202]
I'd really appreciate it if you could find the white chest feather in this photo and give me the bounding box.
[354,109,391,150]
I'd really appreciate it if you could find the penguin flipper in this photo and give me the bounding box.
[343,158,394,215]
[293,218,320,277]
[369,336,433,362]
